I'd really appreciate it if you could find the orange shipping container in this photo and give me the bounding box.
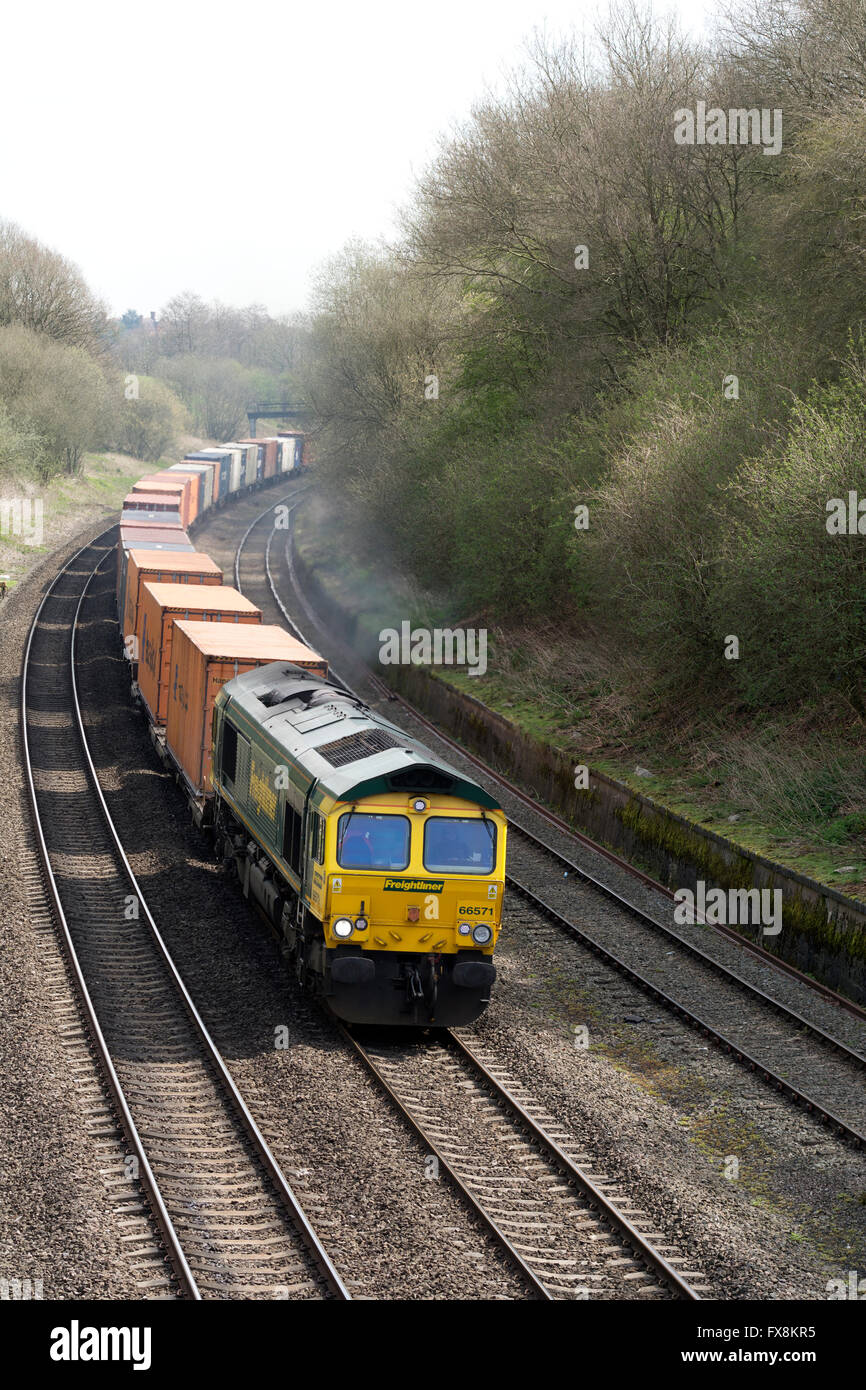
[261,438,278,479]
[122,491,182,513]
[121,550,223,662]
[116,527,194,610]
[185,456,224,503]
[166,621,329,796]
[160,467,204,520]
[133,474,196,528]
[138,583,263,725]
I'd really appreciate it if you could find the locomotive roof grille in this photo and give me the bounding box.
[317,727,404,767]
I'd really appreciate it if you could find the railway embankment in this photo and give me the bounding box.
[293,506,866,1005]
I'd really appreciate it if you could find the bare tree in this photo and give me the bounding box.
[0,221,105,349]
[158,291,210,355]
[156,354,253,441]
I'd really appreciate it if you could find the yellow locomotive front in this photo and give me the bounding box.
[212,664,508,1026]
[312,791,507,1025]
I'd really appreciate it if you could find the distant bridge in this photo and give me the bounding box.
[246,402,310,435]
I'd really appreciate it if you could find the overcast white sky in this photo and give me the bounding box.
[2,1,718,319]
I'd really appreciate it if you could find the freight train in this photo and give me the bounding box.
[113,430,506,1026]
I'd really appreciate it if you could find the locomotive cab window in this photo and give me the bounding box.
[283,801,303,873]
[423,816,496,874]
[221,720,238,783]
[309,811,325,864]
[337,813,410,870]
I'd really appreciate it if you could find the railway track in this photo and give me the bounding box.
[21,531,349,1301]
[343,1025,707,1299]
[231,500,718,1299]
[234,496,866,1152]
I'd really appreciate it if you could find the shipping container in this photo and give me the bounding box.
[185,450,232,502]
[116,527,194,612]
[209,447,241,495]
[164,470,201,524]
[277,431,303,472]
[241,443,258,488]
[165,621,328,796]
[237,439,267,482]
[121,493,184,527]
[120,508,184,529]
[224,443,257,490]
[121,549,223,665]
[132,475,195,528]
[261,438,278,479]
[138,582,262,725]
[154,467,203,522]
[122,490,183,515]
[168,462,213,512]
[201,458,223,505]
[227,447,244,494]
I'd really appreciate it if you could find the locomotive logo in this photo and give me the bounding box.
[249,761,277,820]
[384,878,444,893]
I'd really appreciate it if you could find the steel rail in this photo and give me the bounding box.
[506,876,865,1148]
[337,1024,553,1300]
[237,510,708,1292]
[20,530,200,1299]
[446,1030,702,1299]
[72,553,350,1300]
[343,1025,702,1300]
[232,482,310,593]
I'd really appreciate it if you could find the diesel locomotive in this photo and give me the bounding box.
[210,662,507,1026]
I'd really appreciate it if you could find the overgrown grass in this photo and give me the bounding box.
[0,450,148,591]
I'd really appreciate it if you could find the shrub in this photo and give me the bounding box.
[114,375,187,461]
[0,325,115,475]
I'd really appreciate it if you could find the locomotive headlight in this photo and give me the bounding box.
[472,924,493,945]
[333,917,354,938]
[458,922,471,936]
[354,916,369,931]
[412,798,427,813]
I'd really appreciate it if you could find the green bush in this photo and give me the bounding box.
[0,324,115,476]
[713,362,866,708]
[0,403,45,479]
[114,375,187,461]
[580,318,805,684]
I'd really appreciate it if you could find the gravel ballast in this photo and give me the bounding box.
[0,520,153,1299]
